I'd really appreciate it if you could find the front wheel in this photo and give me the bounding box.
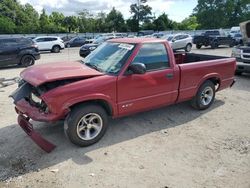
[191,80,215,110]
[64,104,108,147]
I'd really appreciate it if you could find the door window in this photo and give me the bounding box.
[36,38,46,42]
[131,43,169,71]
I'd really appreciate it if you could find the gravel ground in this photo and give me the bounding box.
[0,46,249,188]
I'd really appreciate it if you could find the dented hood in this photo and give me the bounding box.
[21,61,104,87]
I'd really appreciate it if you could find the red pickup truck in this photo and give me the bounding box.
[11,38,236,152]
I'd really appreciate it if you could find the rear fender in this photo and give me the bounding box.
[196,73,221,92]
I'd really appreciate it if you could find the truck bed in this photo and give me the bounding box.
[174,52,236,103]
[174,52,227,64]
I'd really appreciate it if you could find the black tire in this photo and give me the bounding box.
[229,41,235,47]
[52,45,60,53]
[185,43,192,52]
[64,104,108,147]
[191,80,215,110]
[20,55,35,67]
[196,44,202,49]
[211,41,218,49]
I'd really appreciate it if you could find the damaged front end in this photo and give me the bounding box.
[10,80,58,152]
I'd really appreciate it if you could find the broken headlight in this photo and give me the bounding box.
[31,93,42,104]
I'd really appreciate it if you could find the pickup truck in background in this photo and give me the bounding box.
[193,30,236,49]
[11,38,236,152]
[231,20,250,75]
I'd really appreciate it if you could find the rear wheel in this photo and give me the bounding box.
[20,55,35,67]
[196,44,202,49]
[52,45,60,53]
[64,104,108,147]
[191,80,215,110]
[185,43,192,52]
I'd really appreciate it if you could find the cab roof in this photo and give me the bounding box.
[108,37,166,44]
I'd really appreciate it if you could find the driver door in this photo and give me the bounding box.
[117,43,179,116]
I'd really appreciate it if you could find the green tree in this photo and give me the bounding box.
[194,0,250,29]
[153,13,171,31]
[179,16,199,30]
[106,7,126,32]
[130,0,152,31]
[63,16,78,33]
[78,9,96,32]
[0,16,16,33]
[50,12,66,32]
[95,12,107,32]
[39,9,50,33]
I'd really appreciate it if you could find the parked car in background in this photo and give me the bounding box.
[137,30,154,37]
[79,36,114,57]
[61,35,75,43]
[33,36,64,53]
[94,33,127,40]
[151,32,164,38]
[193,30,235,49]
[232,33,243,45]
[0,37,40,68]
[64,36,90,48]
[231,20,250,75]
[162,33,193,52]
[230,26,241,36]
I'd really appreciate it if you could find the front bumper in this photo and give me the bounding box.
[15,99,63,122]
[236,61,250,73]
[34,52,41,60]
[17,113,56,153]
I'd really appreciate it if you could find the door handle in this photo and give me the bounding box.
[166,73,174,79]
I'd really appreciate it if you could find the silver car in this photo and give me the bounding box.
[163,33,193,52]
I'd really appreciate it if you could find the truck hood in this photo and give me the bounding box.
[240,20,250,45]
[21,61,104,87]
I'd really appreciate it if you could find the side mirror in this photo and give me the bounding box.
[128,63,146,75]
[172,39,176,42]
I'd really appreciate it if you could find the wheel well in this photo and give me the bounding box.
[207,77,220,90]
[69,100,113,116]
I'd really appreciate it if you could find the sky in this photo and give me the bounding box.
[19,0,198,22]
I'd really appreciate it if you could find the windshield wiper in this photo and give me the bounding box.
[85,63,103,73]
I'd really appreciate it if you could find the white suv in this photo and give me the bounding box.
[163,33,193,52]
[33,36,65,53]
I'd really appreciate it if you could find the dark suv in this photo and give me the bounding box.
[193,30,235,49]
[0,37,40,68]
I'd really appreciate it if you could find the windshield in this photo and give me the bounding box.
[166,36,174,41]
[84,42,135,74]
